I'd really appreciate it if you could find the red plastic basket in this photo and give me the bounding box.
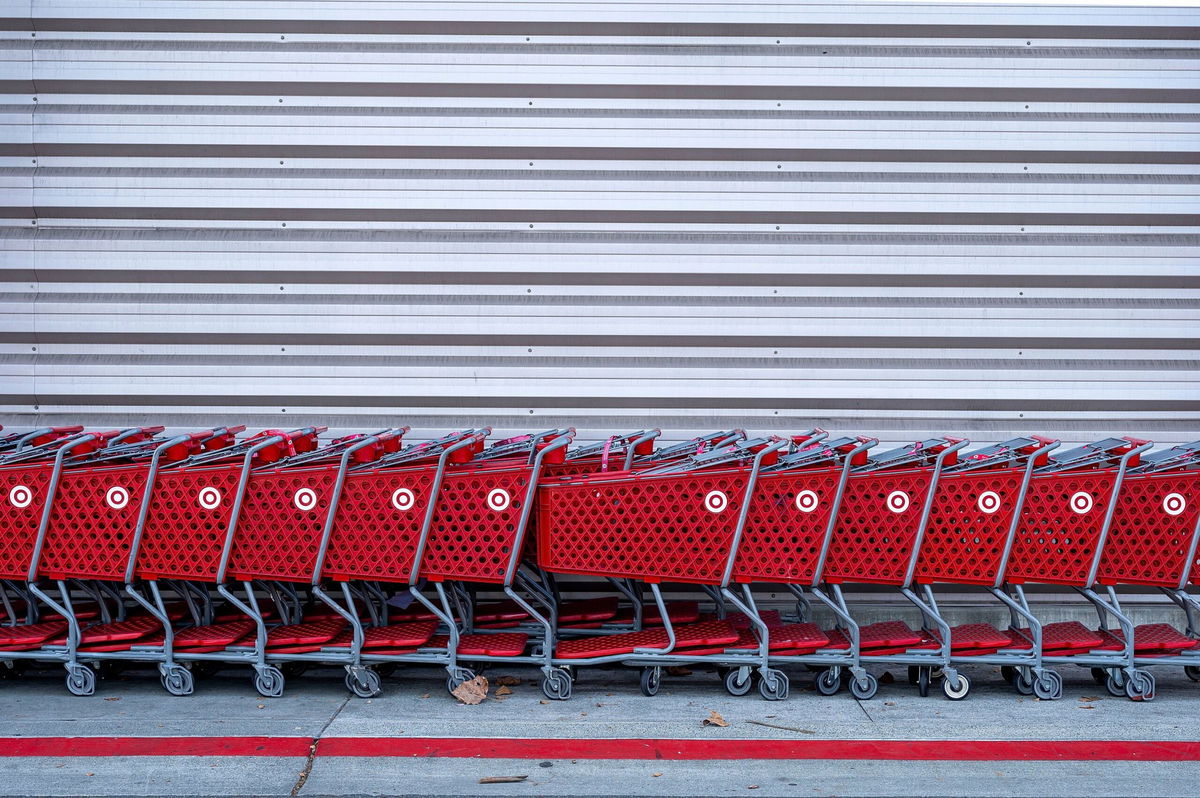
[36,465,149,581]
[1097,471,1200,588]
[136,464,243,581]
[225,464,339,583]
[0,462,55,580]
[1004,470,1119,586]
[730,467,842,584]
[537,467,749,585]
[321,465,437,583]
[915,468,1027,586]
[821,468,935,585]
[419,462,539,584]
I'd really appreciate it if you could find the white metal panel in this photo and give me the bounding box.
[0,0,1196,447]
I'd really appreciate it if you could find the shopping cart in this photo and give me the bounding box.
[0,426,170,695]
[913,437,1065,699]
[132,426,328,697]
[1001,436,1156,701]
[1091,441,1200,694]
[537,434,797,700]
[314,427,506,696]
[812,436,972,700]
[728,434,879,698]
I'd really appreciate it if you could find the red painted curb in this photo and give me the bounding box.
[1,737,1199,761]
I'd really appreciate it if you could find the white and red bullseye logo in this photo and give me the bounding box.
[105,486,130,510]
[8,485,32,508]
[1163,492,1187,517]
[197,487,222,510]
[886,490,910,514]
[293,488,318,512]
[486,488,511,512]
[391,488,416,512]
[704,490,729,513]
[794,490,819,513]
[1069,491,1094,515]
[976,491,1002,515]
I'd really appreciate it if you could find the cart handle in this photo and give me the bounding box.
[13,425,84,452]
[504,429,575,587]
[110,426,166,445]
[623,429,661,470]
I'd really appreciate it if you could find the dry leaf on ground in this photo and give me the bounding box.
[452,675,489,705]
[496,685,513,697]
[495,675,522,686]
[702,710,729,727]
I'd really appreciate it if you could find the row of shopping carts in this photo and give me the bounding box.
[0,424,1197,704]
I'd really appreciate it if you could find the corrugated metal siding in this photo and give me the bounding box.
[0,1,1197,444]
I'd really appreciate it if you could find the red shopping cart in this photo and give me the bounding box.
[537,435,797,700]
[1092,441,1200,692]
[914,437,1065,699]
[1001,436,1157,701]
[811,436,972,700]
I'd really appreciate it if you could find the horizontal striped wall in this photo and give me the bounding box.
[0,1,1197,446]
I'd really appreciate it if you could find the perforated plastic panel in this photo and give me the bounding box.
[226,465,339,582]
[1098,472,1200,588]
[1005,471,1118,586]
[420,463,537,584]
[915,468,1027,586]
[731,467,841,584]
[321,466,436,583]
[821,469,933,585]
[37,466,149,580]
[536,468,750,585]
[136,465,242,581]
[0,463,54,579]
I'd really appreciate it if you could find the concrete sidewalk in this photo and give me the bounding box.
[1,660,1197,797]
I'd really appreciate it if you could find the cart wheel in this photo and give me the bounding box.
[849,672,878,700]
[190,661,222,679]
[345,668,381,699]
[445,668,475,695]
[65,664,95,697]
[916,667,931,698]
[1000,665,1016,685]
[941,672,970,701]
[254,665,285,698]
[280,662,308,679]
[1032,670,1062,701]
[1091,666,1108,685]
[1125,669,1155,702]
[161,665,194,697]
[371,662,398,679]
[757,669,789,701]
[1104,670,1126,698]
[723,667,753,697]
[1013,668,1034,696]
[541,667,573,701]
[1185,665,1200,683]
[639,666,662,697]
[814,668,841,696]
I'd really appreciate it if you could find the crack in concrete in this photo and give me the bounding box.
[290,694,351,796]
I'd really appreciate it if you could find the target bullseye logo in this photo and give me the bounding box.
[1069,491,1094,515]
[293,488,318,512]
[795,490,819,513]
[105,486,130,510]
[391,488,416,512]
[704,490,729,514]
[8,485,32,509]
[487,488,511,512]
[886,491,910,514]
[977,491,1002,515]
[1163,492,1187,517]
[197,487,222,510]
